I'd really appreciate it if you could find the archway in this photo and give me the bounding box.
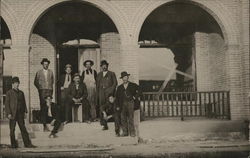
[29,1,120,122]
[138,2,230,119]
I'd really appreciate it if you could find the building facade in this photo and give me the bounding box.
[0,0,249,121]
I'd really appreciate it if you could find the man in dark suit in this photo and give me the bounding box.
[34,58,54,132]
[5,77,36,148]
[96,60,117,119]
[116,72,142,137]
[68,73,90,123]
[59,64,73,124]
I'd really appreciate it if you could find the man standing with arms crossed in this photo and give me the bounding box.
[34,58,54,132]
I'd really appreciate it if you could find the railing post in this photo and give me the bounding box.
[181,93,184,121]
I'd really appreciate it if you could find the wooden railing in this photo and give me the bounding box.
[141,91,230,120]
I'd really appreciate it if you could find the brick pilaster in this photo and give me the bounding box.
[120,44,140,84]
[11,45,31,121]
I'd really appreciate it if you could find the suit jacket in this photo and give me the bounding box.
[5,89,27,119]
[34,69,54,90]
[68,82,88,102]
[116,82,142,110]
[59,73,73,88]
[96,71,117,97]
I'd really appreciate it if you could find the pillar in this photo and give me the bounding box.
[11,45,31,121]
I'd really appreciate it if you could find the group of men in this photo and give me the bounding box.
[5,58,141,148]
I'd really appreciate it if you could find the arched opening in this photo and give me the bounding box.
[138,2,230,119]
[139,2,226,93]
[29,1,120,122]
[0,17,12,120]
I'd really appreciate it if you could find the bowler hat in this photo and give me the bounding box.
[12,77,20,83]
[100,60,109,66]
[83,60,94,67]
[40,58,50,65]
[120,71,130,79]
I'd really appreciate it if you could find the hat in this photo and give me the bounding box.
[120,71,130,79]
[40,58,50,65]
[73,73,80,79]
[83,60,94,67]
[44,95,53,100]
[100,60,109,66]
[65,64,72,69]
[12,77,20,83]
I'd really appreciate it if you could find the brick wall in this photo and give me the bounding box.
[99,32,121,84]
[30,34,56,110]
[195,32,228,91]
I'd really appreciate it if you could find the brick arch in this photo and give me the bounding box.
[132,0,238,46]
[19,0,128,45]
[1,1,19,44]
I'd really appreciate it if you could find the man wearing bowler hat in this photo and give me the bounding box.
[116,71,142,137]
[81,60,98,121]
[5,77,36,148]
[34,58,54,132]
[96,60,117,119]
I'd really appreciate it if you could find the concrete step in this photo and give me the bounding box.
[139,119,248,143]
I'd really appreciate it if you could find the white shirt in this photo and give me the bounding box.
[103,71,108,77]
[123,83,128,89]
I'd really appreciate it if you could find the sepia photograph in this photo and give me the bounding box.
[0,0,249,157]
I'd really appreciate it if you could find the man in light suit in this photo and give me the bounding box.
[96,60,117,120]
[34,58,54,132]
[5,77,36,148]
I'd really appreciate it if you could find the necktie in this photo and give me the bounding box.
[67,75,70,82]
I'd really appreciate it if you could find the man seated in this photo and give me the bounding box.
[44,96,63,138]
[68,73,91,123]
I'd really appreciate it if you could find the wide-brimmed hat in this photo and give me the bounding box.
[83,60,94,67]
[65,64,72,69]
[73,73,81,79]
[12,76,20,83]
[120,71,130,79]
[40,58,50,65]
[100,60,109,66]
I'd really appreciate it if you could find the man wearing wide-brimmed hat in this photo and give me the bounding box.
[96,60,117,121]
[68,73,91,123]
[81,60,98,121]
[34,58,54,132]
[59,64,73,124]
[116,71,142,137]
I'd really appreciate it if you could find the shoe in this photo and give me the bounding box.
[63,121,68,125]
[120,133,128,137]
[11,145,18,148]
[115,133,120,137]
[49,133,58,138]
[25,144,37,148]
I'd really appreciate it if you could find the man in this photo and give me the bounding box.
[100,95,114,130]
[34,58,54,132]
[81,60,98,121]
[43,96,63,138]
[96,60,117,119]
[60,64,73,124]
[68,73,90,123]
[5,77,36,148]
[116,71,141,137]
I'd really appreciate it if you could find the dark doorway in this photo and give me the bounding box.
[58,46,79,75]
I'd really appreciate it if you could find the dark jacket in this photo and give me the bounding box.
[116,82,142,110]
[59,73,73,88]
[68,82,88,102]
[96,71,118,98]
[5,89,27,119]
